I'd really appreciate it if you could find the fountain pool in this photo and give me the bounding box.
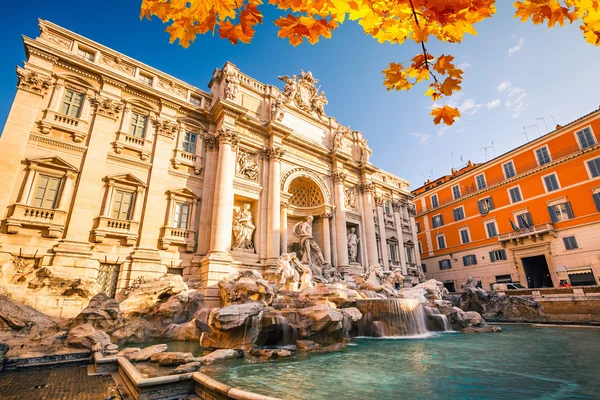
[208,325,600,400]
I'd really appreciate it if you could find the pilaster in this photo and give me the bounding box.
[360,182,379,267]
[265,145,285,264]
[332,171,349,268]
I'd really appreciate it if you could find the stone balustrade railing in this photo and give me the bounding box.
[6,204,67,238]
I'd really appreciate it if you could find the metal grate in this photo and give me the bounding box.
[97,263,120,298]
[288,177,324,207]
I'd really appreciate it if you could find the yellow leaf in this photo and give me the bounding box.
[431,106,461,126]
[382,62,413,91]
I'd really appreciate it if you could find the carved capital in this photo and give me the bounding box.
[359,183,375,194]
[92,96,123,119]
[332,171,347,183]
[204,134,218,151]
[374,195,384,206]
[16,68,52,96]
[153,117,178,139]
[392,200,403,212]
[216,128,238,146]
[263,146,286,161]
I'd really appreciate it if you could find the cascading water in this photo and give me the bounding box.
[356,298,430,337]
[424,306,453,332]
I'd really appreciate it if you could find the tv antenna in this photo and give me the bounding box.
[480,142,495,161]
[550,114,557,127]
[522,126,529,142]
[528,124,541,138]
[535,117,549,133]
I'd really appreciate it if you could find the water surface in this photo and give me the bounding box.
[209,325,600,400]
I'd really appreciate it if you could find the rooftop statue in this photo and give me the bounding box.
[278,71,327,118]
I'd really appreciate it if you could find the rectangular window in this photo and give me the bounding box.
[485,221,498,238]
[112,190,133,220]
[183,132,197,154]
[439,259,452,270]
[509,186,523,203]
[32,175,61,209]
[59,89,84,118]
[459,229,471,244]
[587,157,600,178]
[76,48,95,62]
[421,263,427,273]
[437,235,446,250]
[548,202,574,223]
[389,242,398,261]
[489,249,507,262]
[405,246,413,263]
[129,112,148,137]
[543,174,560,192]
[563,236,579,250]
[384,201,392,216]
[453,207,465,222]
[536,146,552,166]
[173,202,190,229]
[432,215,444,228]
[475,174,487,190]
[463,254,477,266]
[495,274,512,283]
[593,193,600,212]
[576,127,596,149]
[418,240,423,255]
[139,74,153,86]
[416,221,421,233]
[503,161,516,179]
[190,96,202,107]
[516,212,533,228]
[431,194,439,208]
[452,185,461,200]
[478,197,495,214]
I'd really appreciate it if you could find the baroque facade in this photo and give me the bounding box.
[413,108,600,292]
[0,20,420,308]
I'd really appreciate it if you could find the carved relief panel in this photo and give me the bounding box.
[236,149,259,182]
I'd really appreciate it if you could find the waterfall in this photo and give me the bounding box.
[424,306,453,332]
[356,299,429,337]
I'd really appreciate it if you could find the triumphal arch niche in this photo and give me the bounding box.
[0,20,420,310]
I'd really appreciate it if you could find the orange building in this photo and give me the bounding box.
[412,108,600,292]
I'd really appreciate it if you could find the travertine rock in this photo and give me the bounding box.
[117,347,141,359]
[462,326,502,334]
[150,352,195,366]
[399,279,447,303]
[218,270,274,307]
[65,323,96,349]
[169,361,202,374]
[110,318,158,345]
[295,340,321,351]
[71,292,121,331]
[0,341,9,372]
[0,295,58,334]
[197,349,243,365]
[129,344,168,362]
[117,274,190,317]
[199,302,264,348]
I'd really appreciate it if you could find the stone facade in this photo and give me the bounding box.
[0,20,419,310]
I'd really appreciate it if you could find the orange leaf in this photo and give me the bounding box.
[382,62,413,91]
[431,106,461,126]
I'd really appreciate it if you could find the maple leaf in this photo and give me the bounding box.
[382,62,413,91]
[431,106,461,126]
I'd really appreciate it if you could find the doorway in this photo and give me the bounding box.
[522,255,553,288]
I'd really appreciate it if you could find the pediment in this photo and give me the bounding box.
[168,187,199,200]
[27,156,79,172]
[105,173,146,187]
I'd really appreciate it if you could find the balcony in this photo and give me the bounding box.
[498,223,555,245]
[92,217,139,246]
[159,226,196,253]
[39,109,90,143]
[6,204,67,238]
[172,150,202,175]
[389,259,402,269]
[113,131,152,160]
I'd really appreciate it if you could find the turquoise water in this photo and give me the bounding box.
[209,325,600,400]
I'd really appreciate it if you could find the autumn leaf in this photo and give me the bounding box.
[431,106,461,126]
[382,63,413,91]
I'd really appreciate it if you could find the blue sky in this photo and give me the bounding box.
[2,2,599,189]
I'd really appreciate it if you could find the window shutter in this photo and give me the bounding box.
[548,206,558,223]
[525,212,533,226]
[439,215,444,226]
[478,200,484,214]
[462,256,468,266]
[438,260,444,269]
[488,197,495,210]
[593,193,600,212]
[453,209,458,221]
[500,250,507,260]
[472,255,478,265]
[489,251,496,262]
[564,202,574,219]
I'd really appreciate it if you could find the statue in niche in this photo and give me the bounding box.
[293,215,327,266]
[232,203,255,250]
[358,137,372,165]
[347,227,360,264]
[276,253,299,291]
[344,188,356,210]
[237,150,259,181]
[223,68,239,101]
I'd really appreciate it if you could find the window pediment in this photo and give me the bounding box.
[167,188,199,201]
[104,173,146,188]
[26,156,79,173]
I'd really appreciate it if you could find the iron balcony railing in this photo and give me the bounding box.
[497,223,554,241]
[419,143,591,215]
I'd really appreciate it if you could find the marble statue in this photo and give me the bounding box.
[332,126,348,152]
[353,265,397,297]
[224,68,239,101]
[359,137,372,165]
[271,95,285,122]
[278,75,297,100]
[276,253,299,291]
[347,227,359,263]
[312,91,328,118]
[290,252,314,291]
[344,188,356,210]
[293,215,327,266]
[237,150,259,181]
[232,204,255,250]
[386,269,405,290]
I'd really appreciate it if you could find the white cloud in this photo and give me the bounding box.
[487,99,501,110]
[497,79,511,92]
[457,62,471,70]
[507,37,525,56]
[458,99,483,116]
[508,87,524,97]
[438,126,450,137]
[409,132,431,144]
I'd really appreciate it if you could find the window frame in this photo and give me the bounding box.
[451,184,461,200]
[439,259,452,270]
[138,73,154,86]
[475,173,487,190]
[502,160,516,179]
[432,214,444,228]
[585,156,600,179]
[111,189,134,221]
[542,172,561,193]
[76,46,95,62]
[574,126,597,150]
[484,220,498,238]
[129,111,148,138]
[189,95,202,107]
[32,173,63,209]
[183,131,198,154]
[462,254,477,266]
[535,145,552,166]
[514,211,533,229]
[459,227,471,244]
[508,185,523,204]
[453,205,465,222]
[562,235,579,251]
[430,193,439,209]
[490,249,507,262]
[436,234,446,250]
[59,89,85,118]
[418,240,423,255]
[478,196,495,214]
[173,202,191,229]
[548,201,574,222]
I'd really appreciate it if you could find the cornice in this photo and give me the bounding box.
[106,153,151,170]
[28,133,87,153]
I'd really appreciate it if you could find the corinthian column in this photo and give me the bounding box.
[361,182,379,267]
[266,146,285,263]
[332,172,349,268]
[209,128,238,254]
